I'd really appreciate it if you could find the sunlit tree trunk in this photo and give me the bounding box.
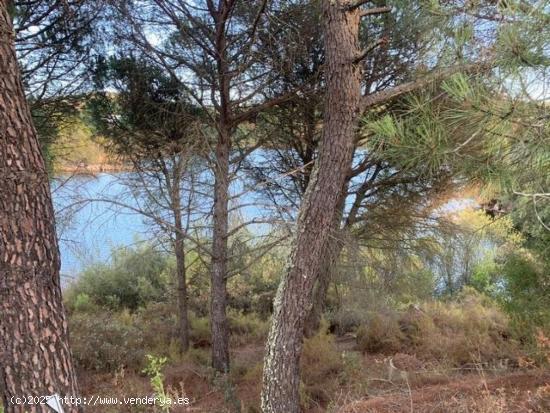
[261,1,363,411]
[0,3,80,411]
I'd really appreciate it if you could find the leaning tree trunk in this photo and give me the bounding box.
[261,2,363,412]
[0,4,80,412]
[303,195,346,338]
[210,135,231,373]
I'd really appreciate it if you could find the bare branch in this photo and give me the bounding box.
[354,37,386,64]
[360,6,391,17]
[344,0,371,11]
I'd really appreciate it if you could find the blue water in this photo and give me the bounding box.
[52,174,151,278]
[51,171,473,279]
[51,172,275,278]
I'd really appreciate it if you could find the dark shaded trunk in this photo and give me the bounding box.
[172,171,189,352]
[210,136,231,373]
[0,3,80,411]
[261,2,363,411]
[175,234,189,352]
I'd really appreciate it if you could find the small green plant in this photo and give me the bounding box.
[143,354,170,413]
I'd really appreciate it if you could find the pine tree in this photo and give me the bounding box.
[0,2,80,411]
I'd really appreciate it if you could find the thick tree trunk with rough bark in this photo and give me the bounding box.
[303,196,346,338]
[210,136,231,373]
[0,3,80,412]
[261,1,363,411]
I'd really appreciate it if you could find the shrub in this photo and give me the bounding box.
[65,244,172,312]
[410,289,519,365]
[354,290,521,366]
[133,302,177,356]
[69,301,180,372]
[356,312,404,354]
[301,329,345,406]
[228,310,269,344]
[70,310,146,371]
[498,252,550,344]
[189,313,211,347]
[328,307,365,335]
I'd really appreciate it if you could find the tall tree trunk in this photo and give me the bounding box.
[172,171,189,353]
[0,3,80,412]
[209,2,232,374]
[261,2,363,411]
[174,232,189,353]
[210,136,231,373]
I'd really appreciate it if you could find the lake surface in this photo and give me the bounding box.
[51,172,275,278]
[52,174,152,278]
[51,171,473,279]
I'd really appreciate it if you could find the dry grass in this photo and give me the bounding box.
[356,291,521,367]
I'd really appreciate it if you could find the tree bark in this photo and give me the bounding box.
[0,3,80,412]
[210,136,231,373]
[303,197,346,338]
[209,2,232,373]
[171,168,190,353]
[261,1,363,411]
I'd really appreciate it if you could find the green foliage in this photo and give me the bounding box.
[72,293,97,313]
[143,355,171,413]
[30,99,80,174]
[90,56,205,158]
[189,314,211,347]
[70,310,146,371]
[470,258,500,296]
[228,310,270,345]
[65,245,172,311]
[49,114,108,170]
[227,244,286,319]
[498,252,550,340]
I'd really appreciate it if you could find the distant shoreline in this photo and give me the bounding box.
[54,163,132,174]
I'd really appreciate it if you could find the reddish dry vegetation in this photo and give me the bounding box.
[339,371,550,413]
[78,344,550,413]
[74,300,550,412]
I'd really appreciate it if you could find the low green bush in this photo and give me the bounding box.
[65,244,172,312]
[189,313,211,347]
[70,310,146,371]
[228,310,269,344]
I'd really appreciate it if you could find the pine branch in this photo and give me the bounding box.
[361,62,493,111]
